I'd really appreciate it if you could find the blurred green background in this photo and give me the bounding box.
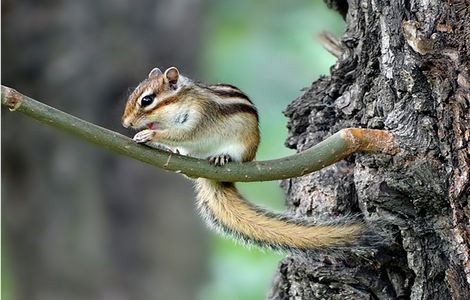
[200,1,343,299]
[2,1,343,299]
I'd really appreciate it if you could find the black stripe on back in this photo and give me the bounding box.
[207,85,253,104]
[217,103,258,120]
[210,83,242,90]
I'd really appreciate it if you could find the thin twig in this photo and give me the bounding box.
[1,85,399,182]
[317,31,344,58]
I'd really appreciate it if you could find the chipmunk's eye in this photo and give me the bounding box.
[140,94,155,107]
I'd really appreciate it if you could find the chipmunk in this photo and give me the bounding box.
[122,67,370,251]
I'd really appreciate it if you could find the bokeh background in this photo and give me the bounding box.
[2,1,343,299]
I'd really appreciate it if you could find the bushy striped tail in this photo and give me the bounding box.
[194,178,385,251]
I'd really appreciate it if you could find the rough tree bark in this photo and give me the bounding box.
[269,0,470,299]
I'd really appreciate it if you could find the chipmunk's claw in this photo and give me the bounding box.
[133,129,156,144]
[208,154,231,166]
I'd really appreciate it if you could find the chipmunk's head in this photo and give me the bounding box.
[122,66,193,130]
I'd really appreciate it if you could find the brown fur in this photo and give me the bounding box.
[122,75,166,124]
[145,94,180,114]
[196,179,364,249]
[122,70,366,250]
[207,86,253,103]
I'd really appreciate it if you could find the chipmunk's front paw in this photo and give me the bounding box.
[208,154,231,166]
[133,129,156,144]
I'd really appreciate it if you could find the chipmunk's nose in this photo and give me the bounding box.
[122,118,133,128]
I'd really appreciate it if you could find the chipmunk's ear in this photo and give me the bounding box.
[164,67,179,85]
[148,67,162,78]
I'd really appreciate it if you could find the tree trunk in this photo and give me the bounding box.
[269,0,470,299]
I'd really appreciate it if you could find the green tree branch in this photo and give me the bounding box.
[1,85,399,182]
